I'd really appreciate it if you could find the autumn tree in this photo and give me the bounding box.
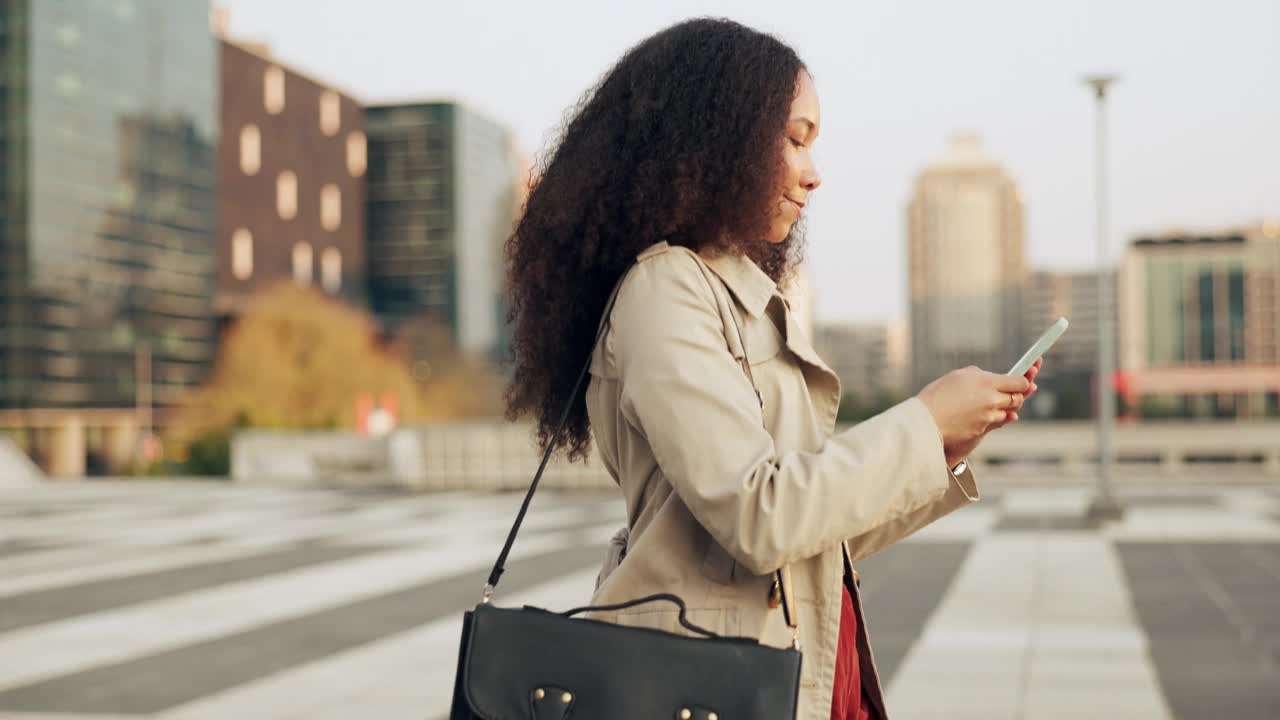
[391,312,506,421]
[170,283,423,444]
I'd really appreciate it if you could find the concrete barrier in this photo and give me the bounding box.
[231,430,392,488]
[0,436,43,487]
[231,419,1280,490]
[972,420,1280,478]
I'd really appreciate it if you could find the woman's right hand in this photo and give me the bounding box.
[916,366,1032,467]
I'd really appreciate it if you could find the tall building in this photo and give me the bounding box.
[813,323,891,402]
[1019,269,1119,419]
[907,134,1026,390]
[1023,269,1118,373]
[215,37,367,319]
[365,102,522,358]
[1118,221,1280,418]
[0,1,217,476]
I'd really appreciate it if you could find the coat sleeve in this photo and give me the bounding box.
[613,251,978,575]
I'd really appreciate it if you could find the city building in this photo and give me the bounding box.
[1118,221,1280,418]
[1024,270,1114,373]
[1019,269,1119,419]
[907,134,1027,391]
[813,323,892,403]
[0,1,217,476]
[215,36,367,319]
[365,102,523,359]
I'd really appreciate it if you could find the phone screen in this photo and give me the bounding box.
[1008,317,1068,376]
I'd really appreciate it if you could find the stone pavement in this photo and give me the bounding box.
[0,479,1277,719]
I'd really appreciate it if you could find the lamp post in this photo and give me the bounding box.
[1083,74,1126,526]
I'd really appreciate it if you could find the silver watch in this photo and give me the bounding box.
[950,459,968,477]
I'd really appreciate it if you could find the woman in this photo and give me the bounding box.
[505,18,1040,720]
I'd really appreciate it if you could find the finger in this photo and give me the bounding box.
[992,372,1032,393]
[1025,382,1039,398]
[989,391,1025,411]
[988,412,1014,431]
[986,409,1007,425]
[992,409,1019,428]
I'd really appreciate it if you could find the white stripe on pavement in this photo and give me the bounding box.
[884,534,1172,720]
[158,567,602,720]
[0,525,612,692]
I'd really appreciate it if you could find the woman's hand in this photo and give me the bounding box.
[917,359,1042,467]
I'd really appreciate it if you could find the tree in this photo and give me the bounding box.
[390,313,506,420]
[169,283,423,446]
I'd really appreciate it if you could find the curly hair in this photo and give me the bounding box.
[505,17,809,460]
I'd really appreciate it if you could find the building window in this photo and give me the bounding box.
[346,131,367,177]
[293,242,313,287]
[1198,268,1215,363]
[321,248,342,293]
[277,170,297,220]
[320,184,341,231]
[239,124,261,175]
[320,90,341,136]
[231,228,254,280]
[264,66,286,114]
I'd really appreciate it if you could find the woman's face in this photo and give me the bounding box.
[767,70,822,244]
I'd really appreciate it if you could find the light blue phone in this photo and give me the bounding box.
[1008,317,1068,376]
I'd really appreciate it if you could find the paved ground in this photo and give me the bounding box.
[0,480,1278,719]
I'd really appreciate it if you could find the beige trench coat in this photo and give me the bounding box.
[584,241,981,720]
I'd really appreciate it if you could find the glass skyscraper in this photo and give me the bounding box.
[0,0,217,473]
[366,102,520,360]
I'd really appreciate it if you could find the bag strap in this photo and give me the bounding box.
[483,251,800,649]
[482,273,629,601]
[558,593,721,639]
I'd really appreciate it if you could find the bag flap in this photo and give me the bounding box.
[461,604,801,719]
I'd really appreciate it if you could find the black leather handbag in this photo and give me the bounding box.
[449,268,803,719]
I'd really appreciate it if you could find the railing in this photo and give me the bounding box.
[231,420,1280,490]
[970,420,1280,478]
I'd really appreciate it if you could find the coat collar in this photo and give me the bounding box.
[697,248,778,319]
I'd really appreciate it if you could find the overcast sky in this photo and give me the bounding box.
[218,0,1280,325]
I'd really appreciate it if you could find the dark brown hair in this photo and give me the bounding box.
[505,17,807,459]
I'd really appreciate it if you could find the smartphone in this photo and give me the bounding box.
[1008,317,1068,376]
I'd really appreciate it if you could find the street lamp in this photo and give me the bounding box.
[1083,74,1126,526]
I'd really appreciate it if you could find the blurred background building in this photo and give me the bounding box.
[214,34,367,322]
[907,134,1027,392]
[365,102,522,360]
[814,322,893,404]
[1020,269,1118,419]
[1118,221,1280,418]
[0,0,218,475]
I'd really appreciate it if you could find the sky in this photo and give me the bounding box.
[218,0,1280,325]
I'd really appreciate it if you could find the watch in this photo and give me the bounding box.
[949,459,968,477]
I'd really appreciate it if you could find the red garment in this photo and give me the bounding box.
[830,571,873,720]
